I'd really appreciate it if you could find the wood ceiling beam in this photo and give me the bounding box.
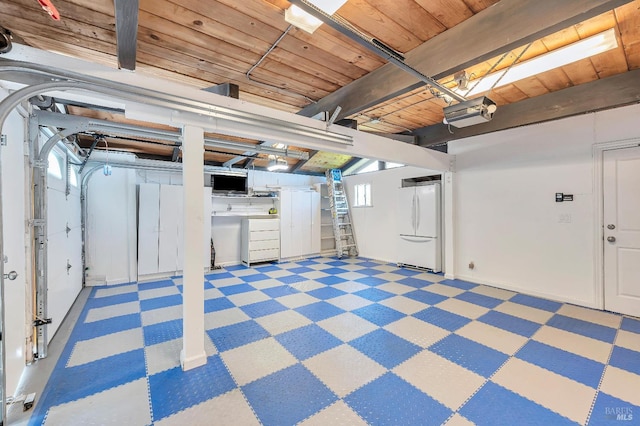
[298,0,634,120]
[114,0,139,70]
[414,68,640,146]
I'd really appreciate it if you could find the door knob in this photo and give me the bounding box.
[607,224,616,230]
[3,271,18,280]
[607,236,616,243]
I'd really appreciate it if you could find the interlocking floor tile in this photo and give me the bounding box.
[616,329,640,352]
[383,316,450,348]
[345,372,451,426]
[328,294,374,311]
[588,392,638,425]
[141,304,182,327]
[478,310,540,337]
[397,276,434,288]
[374,282,415,295]
[532,325,612,363]
[298,401,368,426]
[509,293,563,312]
[354,276,387,286]
[221,337,297,385]
[261,284,299,298]
[308,286,348,300]
[393,350,485,410]
[621,317,640,334]
[93,283,138,298]
[609,346,640,376]
[277,292,320,309]
[278,274,309,285]
[317,312,378,342]
[493,300,555,324]
[204,307,250,330]
[470,285,516,300]
[492,358,596,424]
[516,340,605,388]
[413,307,471,332]
[599,366,640,406]
[289,266,314,274]
[456,321,527,355]
[227,290,270,306]
[74,313,141,341]
[68,328,144,367]
[352,303,405,326]
[242,364,337,426]
[332,281,370,293]
[240,299,288,318]
[349,329,421,369]
[436,298,490,320]
[425,283,466,297]
[149,354,236,422]
[143,318,183,346]
[296,301,346,322]
[275,324,342,360]
[206,320,270,352]
[389,268,422,277]
[429,334,509,378]
[140,294,182,312]
[547,314,617,343]
[455,291,503,309]
[84,301,140,323]
[315,275,348,285]
[460,382,576,426]
[303,344,386,398]
[205,271,235,280]
[43,378,151,426]
[204,297,235,313]
[219,283,256,296]
[85,292,138,309]
[353,287,395,302]
[155,389,260,426]
[255,310,312,336]
[404,289,448,305]
[557,304,622,328]
[438,278,477,290]
[139,285,180,301]
[379,295,429,315]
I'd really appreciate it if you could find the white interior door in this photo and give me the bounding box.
[138,184,160,275]
[603,146,640,316]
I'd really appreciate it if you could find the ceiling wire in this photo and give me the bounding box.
[486,42,533,97]
[245,24,317,104]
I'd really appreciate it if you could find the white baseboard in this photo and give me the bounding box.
[180,349,207,371]
[454,273,598,309]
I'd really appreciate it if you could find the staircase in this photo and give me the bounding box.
[325,169,358,258]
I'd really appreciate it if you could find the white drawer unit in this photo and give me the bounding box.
[242,218,280,266]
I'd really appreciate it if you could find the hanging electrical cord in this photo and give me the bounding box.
[486,42,533,97]
[461,51,511,97]
[245,24,317,104]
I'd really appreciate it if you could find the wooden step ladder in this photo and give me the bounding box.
[325,169,358,258]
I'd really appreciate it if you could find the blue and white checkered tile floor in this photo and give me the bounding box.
[27,257,640,425]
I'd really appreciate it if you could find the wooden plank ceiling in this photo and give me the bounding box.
[1,0,639,173]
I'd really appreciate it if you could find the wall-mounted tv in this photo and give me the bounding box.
[211,174,248,195]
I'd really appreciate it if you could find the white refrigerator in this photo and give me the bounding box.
[397,183,441,272]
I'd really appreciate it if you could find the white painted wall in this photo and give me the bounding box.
[0,89,29,396]
[449,103,640,308]
[343,166,441,264]
[84,153,137,285]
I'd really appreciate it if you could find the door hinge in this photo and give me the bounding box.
[33,318,52,327]
[1,134,7,146]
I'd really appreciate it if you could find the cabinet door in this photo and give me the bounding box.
[280,189,294,258]
[158,184,181,273]
[311,191,321,254]
[138,184,160,275]
[293,191,312,256]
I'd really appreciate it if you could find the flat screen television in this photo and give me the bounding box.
[211,174,248,195]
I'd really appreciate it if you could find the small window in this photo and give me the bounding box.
[385,162,404,169]
[357,161,379,174]
[69,166,79,187]
[353,183,372,207]
[47,151,62,179]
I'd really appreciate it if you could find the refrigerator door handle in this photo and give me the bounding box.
[400,235,433,243]
[416,194,420,230]
[411,194,416,233]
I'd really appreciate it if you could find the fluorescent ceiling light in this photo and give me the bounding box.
[285,0,348,34]
[267,157,289,172]
[461,28,618,96]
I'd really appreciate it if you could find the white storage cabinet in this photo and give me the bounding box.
[242,218,280,266]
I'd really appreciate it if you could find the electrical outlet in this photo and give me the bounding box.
[558,213,572,223]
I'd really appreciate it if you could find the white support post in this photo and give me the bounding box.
[180,125,207,371]
[443,171,456,279]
